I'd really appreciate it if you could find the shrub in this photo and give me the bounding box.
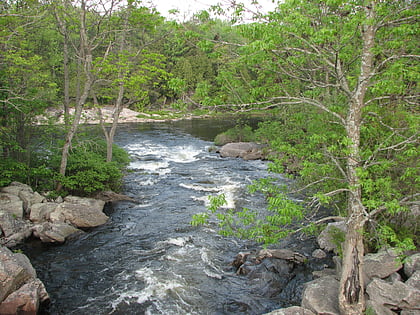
[56,141,129,196]
[214,124,256,146]
[0,158,28,187]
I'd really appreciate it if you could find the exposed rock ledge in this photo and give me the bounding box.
[36,106,200,125]
[255,244,420,314]
[0,246,49,314]
[217,142,267,160]
[0,181,134,313]
[0,182,130,247]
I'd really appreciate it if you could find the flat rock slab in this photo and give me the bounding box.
[219,142,265,160]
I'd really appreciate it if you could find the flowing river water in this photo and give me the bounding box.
[24,119,328,315]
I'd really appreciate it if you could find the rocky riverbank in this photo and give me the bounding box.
[216,143,420,314]
[229,234,420,315]
[0,182,133,313]
[1,171,418,313]
[36,106,201,125]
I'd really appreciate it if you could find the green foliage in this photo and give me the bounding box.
[191,178,308,246]
[214,124,256,146]
[328,226,346,258]
[54,140,129,196]
[0,158,28,187]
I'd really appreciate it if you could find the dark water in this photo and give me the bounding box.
[24,119,323,315]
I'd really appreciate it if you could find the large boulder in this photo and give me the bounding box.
[363,249,402,283]
[219,142,265,160]
[29,202,58,223]
[404,253,420,278]
[406,270,420,290]
[0,278,48,315]
[366,278,420,314]
[19,190,45,215]
[0,182,33,196]
[0,246,36,302]
[50,196,107,228]
[0,193,24,218]
[0,246,49,314]
[33,222,81,243]
[301,275,340,315]
[317,221,347,253]
[0,211,33,247]
[265,306,315,315]
[257,249,306,264]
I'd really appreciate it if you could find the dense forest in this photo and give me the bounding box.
[0,0,418,313]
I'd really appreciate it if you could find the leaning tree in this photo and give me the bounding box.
[195,1,419,313]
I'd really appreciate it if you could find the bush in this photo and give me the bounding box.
[0,158,28,187]
[56,141,129,196]
[214,124,256,146]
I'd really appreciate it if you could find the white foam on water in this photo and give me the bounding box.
[126,143,202,164]
[179,183,220,192]
[164,236,192,247]
[134,267,184,304]
[165,145,202,163]
[128,161,171,175]
[200,247,224,280]
[181,180,241,209]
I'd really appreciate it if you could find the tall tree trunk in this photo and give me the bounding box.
[63,30,70,125]
[106,80,124,162]
[53,0,71,125]
[56,0,93,191]
[339,3,376,314]
[102,4,130,163]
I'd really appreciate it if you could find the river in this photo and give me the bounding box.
[25,119,326,315]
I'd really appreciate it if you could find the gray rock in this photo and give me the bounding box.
[366,278,420,313]
[257,248,306,264]
[0,246,36,302]
[0,211,33,247]
[385,271,402,283]
[312,268,337,279]
[219,142,265,160]
[50,197,107,227]
[0,193,24,218]
[406,270,420,290]
[33,222,81,243]
[29,202,58,223]
[301,276,340,315]
[19,190,45,215]
[0,278,48,314]
[364,249,402,284]
[317,221,347,253]
[265,306,315,315]
[0,211,29,237]
[0,182,33,195]
[404,253,420,278]
[312,249,327,259]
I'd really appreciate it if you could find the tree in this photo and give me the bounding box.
[194,1,419,313]
[93,2,168,162]
[54,0,123,190]
[0,1,57,161]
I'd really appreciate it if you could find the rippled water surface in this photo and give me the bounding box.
[25,119,319,315]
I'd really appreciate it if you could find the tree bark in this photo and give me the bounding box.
[101,4,130,163]
[56,0,93,191]
[338,3,376,314]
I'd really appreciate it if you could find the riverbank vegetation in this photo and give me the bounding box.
[1,1,418,313]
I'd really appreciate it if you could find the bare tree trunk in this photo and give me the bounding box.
[63,31,70,124]
[101,4,130,163]
[56,0,93,191]
[338,3,376,314]
[53,0,71,125]
[106,80,124,162]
